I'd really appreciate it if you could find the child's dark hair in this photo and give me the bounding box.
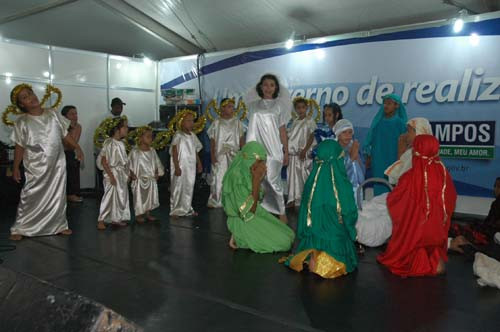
[108,118,127,137]
[12,86,34,113]
[293,97,308,108]
[495,177,500,187]
[323,103,343,122]
[61,105,76,117]
[256,74,280,99]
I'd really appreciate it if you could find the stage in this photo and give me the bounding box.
[1,185,499,332]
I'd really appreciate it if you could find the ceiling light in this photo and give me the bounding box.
[453,18,464,33]
[285,39,294,49]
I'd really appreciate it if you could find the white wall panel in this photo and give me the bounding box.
[0,41,50,80]
[109,57,156,90]
[52,49,107,86]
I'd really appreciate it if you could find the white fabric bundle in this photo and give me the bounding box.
[473,252,500,289]
[355,193,392,247]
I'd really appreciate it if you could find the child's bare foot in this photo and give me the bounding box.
[112,221,128,227]
[308,252,317,272]
[229,235,238,250]
[67,195,82,203]
[192,211,199,217]
[279,214,288,224]
[59,229,72,236]
[97,221,106,230]
[146,214,157,222]
[436,259,446,275]
[9,234,22,241]
[136,215,145,224]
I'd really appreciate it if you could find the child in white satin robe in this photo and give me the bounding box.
[129,127,165,222]
[286,97,316,207]
[170,112,203,217]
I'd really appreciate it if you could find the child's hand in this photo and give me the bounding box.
[110,175,117,186]
[197,162,203,174]
[211,155,218,165]
[251,162,267,182]
[283,151,289,166]
[12,167,21,183]
[174,167,182,176]
[299,149,307,161]
[350,140,360,161]
[155,170,159,180]
[129,172,137,181]
[75,146,84,162]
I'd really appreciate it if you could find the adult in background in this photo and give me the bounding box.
[62,105,83,202]
[110,97,126,117]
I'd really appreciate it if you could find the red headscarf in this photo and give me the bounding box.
[377,134,457,277]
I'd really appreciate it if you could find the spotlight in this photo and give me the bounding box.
[143,57,152,66]
[285,39,294,49]
[43,71,50,78]
[469,33,480,46]
[453,18,464,33]
[5,77,12,84]
[4,72,12,77]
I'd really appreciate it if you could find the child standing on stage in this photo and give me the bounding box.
[170,111,203,217]
[246,74,291,222]
[286,97,316,207]
[8,84,83,240]
[207,98,244,208]
[314,103,343,143]
[129,126,165,223]
[96,116,131,229]
[362,94,407,196]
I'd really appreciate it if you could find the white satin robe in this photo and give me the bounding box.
[129,147,165,216]
[10,108,70,237]
[286,117,316,206]
[169,131,202,216]
[246,99,291,215]
[96,138,130,223]
[207,118,243,208]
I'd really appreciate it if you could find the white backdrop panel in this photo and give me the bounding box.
[0,41,50,80]
[52,49,107,86]
[109,58,156,90]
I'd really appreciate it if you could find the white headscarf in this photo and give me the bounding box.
[384,117,433,185]
[333,119,354,138]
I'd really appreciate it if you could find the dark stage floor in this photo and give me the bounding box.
[1,187,499,332]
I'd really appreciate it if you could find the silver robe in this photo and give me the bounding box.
[287,117,316,206]
[169,131,202,216]
[246,99,291,215]
[207,118,243,208]
[129,147,165,216]
[10,108,70,236]
[97,138,130,223]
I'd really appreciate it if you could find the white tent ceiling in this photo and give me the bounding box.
[1,0,499,59]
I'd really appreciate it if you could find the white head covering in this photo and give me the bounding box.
[407,117,432,135]
[332,119,354,138]
[384,117,432,185]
